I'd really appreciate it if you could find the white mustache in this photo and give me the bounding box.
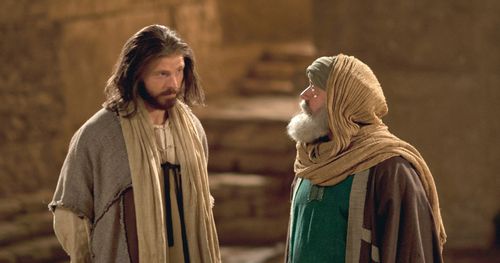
[286,105,330,143]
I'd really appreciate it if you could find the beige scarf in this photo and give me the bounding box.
[294,54,446,249]
[119,99,220,263]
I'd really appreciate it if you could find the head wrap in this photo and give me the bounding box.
[294,54,446,249]
[306,56,336,90]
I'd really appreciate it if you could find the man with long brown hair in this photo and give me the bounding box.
[50,24,220,263]
[285,54,445,262]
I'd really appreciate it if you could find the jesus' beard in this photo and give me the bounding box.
[286,101,330,144]
[139,83,178,111]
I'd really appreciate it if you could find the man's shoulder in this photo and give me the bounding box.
[370,156,422,191]
[71,108,122,147]
[80,108,119,132]
[375,156,413,172]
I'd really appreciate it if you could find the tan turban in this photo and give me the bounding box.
[294,54,446,248]
[306,56,335,90]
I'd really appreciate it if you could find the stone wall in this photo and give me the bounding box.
[0,0,65,196]
[312,0,500,248]
[217,0,312,44]
[0,0,223,196]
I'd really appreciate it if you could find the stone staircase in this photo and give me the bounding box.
[239,42,315,96]
[0,190,69,263]
[195,42,316,257]
[197,95,299,256]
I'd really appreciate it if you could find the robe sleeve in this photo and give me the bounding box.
[49,126,94,220]
[372,156,443,263]
[54,208,92,263]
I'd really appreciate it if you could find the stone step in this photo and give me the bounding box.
[239,78,295,95]
[248,61,297,80]
[0,235,68,263]
[194,96,300,175]
[210,173,292,245]
[261,42,316,63]
[0,190,53,221]
[0,212,53,247]
[220,243,285,263]
[243,60,310,97]
[238,42,314,97]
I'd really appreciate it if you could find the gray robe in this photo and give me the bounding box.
[49,108,207,263]
[286,156,443,263]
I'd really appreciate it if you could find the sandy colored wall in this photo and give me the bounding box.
[217,0,312,44]
[1,0,497,251]
[312,0,500,248]
[0,0,223,195]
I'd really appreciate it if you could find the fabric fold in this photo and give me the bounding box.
[119,99,220,263]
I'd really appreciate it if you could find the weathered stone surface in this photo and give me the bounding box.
[196,95,298,175]
[216,216,289,245]
[261,42,316,64]
[0,212,53,246]
[250,61,297,80]
[240,79,295,95]
[0,201,23,221]
[0,13,65,194]
[217,0,312,44]
[0,236,68,263]
[220,244,285,263]
[196,96,298,122]
[312,0,500,73]
[210,173,290,245]
[207,149,295,175]
[210,121,294,153]
[0,191,66,262]
[238,42,315,96]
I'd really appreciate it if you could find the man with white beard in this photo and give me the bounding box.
[285,55,445,263]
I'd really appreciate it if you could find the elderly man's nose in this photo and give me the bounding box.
[300,86,312,99]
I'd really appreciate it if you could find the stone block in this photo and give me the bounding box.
[239,79,295,95]
[213,121,295,153]
[0,236,68,263]
[47,0,187,21]
[249,61,297,80]
[217,216,289,245]
[0,200,23,221]
[0,222,29,246]
[210,173,284,197]
[253,196,290,218]
[208,149,295,176]
[262,42,316,64]
[217,0,312,44]
[213,200,252,220]
[312,0,500,73]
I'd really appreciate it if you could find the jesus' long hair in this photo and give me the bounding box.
[103,24,205,116]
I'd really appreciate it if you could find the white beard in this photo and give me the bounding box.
[287,101,330,143]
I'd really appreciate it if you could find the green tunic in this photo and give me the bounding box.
[289,176,354,263]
